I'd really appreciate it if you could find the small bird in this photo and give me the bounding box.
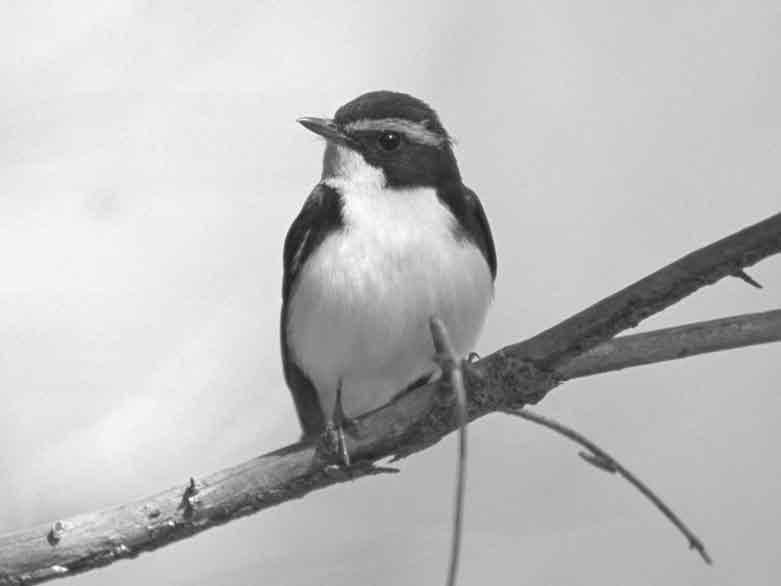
[281,91,497,459]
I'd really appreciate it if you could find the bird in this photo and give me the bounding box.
[280,91,497,462]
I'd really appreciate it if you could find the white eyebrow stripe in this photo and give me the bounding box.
[344,118,448,147]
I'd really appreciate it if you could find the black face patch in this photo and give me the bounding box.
[347,129,460,188]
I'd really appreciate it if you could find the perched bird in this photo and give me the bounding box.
[281,91,497,458]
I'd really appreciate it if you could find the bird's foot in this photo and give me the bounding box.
[322,420,353,468]
[322,383,356,468]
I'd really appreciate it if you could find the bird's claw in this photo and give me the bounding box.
[323,420,352,468]
[323,382,356,468]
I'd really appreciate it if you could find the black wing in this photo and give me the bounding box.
[438,184,497,280]
[463,186,497,279]
[280,183,344,437]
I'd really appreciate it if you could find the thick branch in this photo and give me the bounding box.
[1,213,780,585]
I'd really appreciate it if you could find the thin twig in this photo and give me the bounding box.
[430,318,468,586]
[506,408,713,565]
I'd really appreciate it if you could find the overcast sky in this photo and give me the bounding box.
[1,1,780,585]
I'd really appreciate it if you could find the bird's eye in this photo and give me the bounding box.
[377,131,401,151]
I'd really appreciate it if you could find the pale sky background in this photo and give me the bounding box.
[1,1,780,585]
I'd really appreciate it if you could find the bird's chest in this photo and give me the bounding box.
[286,184,492,415]
[300,186,470,322]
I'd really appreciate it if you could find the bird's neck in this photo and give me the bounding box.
[321,144,386,189]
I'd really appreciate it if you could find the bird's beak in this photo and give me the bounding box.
[297,117,355,147]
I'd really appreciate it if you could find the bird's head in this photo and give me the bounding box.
[298,91,460,189]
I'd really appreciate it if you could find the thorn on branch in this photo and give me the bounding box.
[579,451,618,474]
[350,460,401,475]
[178,477,199,517]
[322,458,400,481]
[732,269,763,289]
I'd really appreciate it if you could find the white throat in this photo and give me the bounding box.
[321,144,386,189]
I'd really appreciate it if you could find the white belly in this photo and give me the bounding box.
[286,182,493,420]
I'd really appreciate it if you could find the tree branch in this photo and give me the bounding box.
[560,309,781,380]
[510,212,781,370]
[1,212,780,585]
